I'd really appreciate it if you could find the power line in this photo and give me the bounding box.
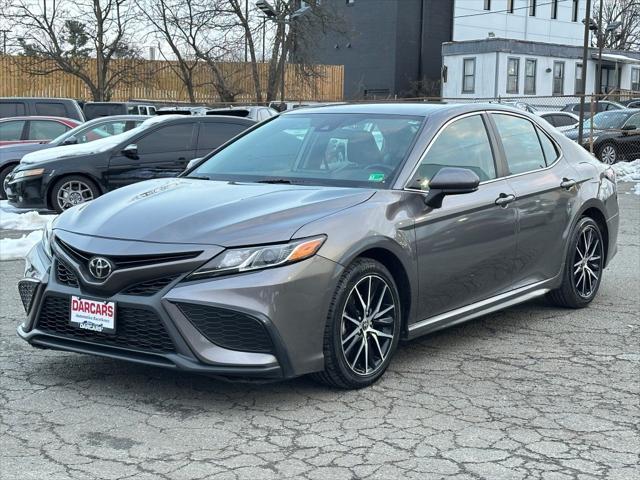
[455,0,571,19]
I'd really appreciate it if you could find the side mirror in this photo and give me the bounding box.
[61,135,78,146]
[621,124,637,131]
[122,143,138,158]
[186,157,203,170]
[422,167,480,209]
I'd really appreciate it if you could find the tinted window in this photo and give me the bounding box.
[29,120,70,140]
[0,102,26,117]
[413,115,496,186]
[136,123,195,154]
[34,102,67,117]
[553,115,576,127]
[84,104,126,118]
[493,114,546,174]
[625,114,640,129]
[537,128,559,165]
[197,123,247,151]
[0,120,26,141]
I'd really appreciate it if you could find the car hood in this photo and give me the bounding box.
[55,178,375,246]
[0,142,50,162]
[20,135,122,165]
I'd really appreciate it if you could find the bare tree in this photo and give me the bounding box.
[2,0,143,101]
[592,0,640,51]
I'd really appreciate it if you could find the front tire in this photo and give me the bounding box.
[50,175,100,213]
[597,142,618,165]
[548,217,604,309]
[0,163,17,199]
[314,258,401,389]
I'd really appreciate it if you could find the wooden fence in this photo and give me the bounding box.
[0,55,344,103]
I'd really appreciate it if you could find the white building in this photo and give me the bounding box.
[442,0,640,99]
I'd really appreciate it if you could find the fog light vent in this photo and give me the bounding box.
[18,280,39,313]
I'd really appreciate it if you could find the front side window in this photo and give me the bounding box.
[525,59,536,95]
[192,113,423,189]
[553,114,577,128]
[0,120,26,141]
[553,61,565,95]
[624,113,640,129]
[462,58,476,94]
[136,124,196,154]
[29,120,70,140]
[507,58,520,94]
[631,68,640,91]
[492,114,546,175]
[410,115,497,188]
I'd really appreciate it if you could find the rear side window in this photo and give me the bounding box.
[0,120,27,141]
[492,114,546,174]
[0,102,26,117]
[35,102,67,117]
[553,115,576,127]
[136,123,195,154]
[29,120,70,140]
[413,114,496,185]
[197,122,248,151]
[537,128,559,165]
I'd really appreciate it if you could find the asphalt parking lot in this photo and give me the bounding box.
[1,184,638,480]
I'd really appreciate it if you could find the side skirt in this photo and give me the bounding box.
[406,278,555,340]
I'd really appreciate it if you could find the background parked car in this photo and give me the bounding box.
[497,101,538,113]
[83,102,156,120]
[0,116,81,147]
[538,111,580,131]
[561,100,624,119]
[0,97,84,121]
[5,115,255,212]
[156,106,210,116]
[206,106,279,121]
[621,99,640,109]
[563,109,640,164]
[0,115,148,198]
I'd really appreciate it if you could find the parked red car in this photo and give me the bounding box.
[0,116,81,146]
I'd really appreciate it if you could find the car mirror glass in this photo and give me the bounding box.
[186,158,202,170]
[122,143,138,157]
[61,135,78,146]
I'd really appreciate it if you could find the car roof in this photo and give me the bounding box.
[0,97,78,101]
[140,114,255,126]
[81,115,150,125]
[0,116,80,122]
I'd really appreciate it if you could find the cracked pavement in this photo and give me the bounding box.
[1,184,638,480]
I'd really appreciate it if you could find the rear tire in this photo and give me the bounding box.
[313,258,401,389]
[547,217,604,309]
[0,163,17,200]
[50,175,100,213]
[597,142,618,165]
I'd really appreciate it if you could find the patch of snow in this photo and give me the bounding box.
[0,210,57,230]
[0,231,42,261]
[634,183,640,196]
[612,159,640,183]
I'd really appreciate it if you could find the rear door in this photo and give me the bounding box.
[410,113,518,319]
[489,112,579,288]
[195,121,251,157]
[106,121,197,190]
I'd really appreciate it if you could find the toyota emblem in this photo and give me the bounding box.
[88,257,113,280]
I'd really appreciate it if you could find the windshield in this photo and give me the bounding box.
[190,113,424,188]
[582,111,630,130]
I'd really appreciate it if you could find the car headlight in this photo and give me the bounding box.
[12,168,45,180]
[187,236,326,280]
[42,220,55,258]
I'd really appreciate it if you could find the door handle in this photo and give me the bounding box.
[560,178,577,190]
[495,193,516,207]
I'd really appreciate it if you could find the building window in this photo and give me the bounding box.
[632,68,640,91]
[553,61,565,95]
[484,0,491,10]
[551,0,558,19]
[507,58,520,94]
[529,0,536,16]
[575,63,584,94]
[462,58,476,94]
[507,0,514,13]
[572,0,579,22]
[525,59,536,94]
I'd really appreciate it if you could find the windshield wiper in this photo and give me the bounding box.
[255,178,294,184]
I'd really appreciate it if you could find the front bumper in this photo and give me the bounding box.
[5,173,48,209]
[18,236,342,380]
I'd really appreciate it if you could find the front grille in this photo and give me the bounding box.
[18,280,39,313]
[55,237,201,269]
[56,261,79,287]
[36,296,175,353]
[176,302,274,353]
[121,276,178,296]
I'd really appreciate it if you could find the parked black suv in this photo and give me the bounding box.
[5,115,255,212]
[0,97,85,121]
[84,102,157,120]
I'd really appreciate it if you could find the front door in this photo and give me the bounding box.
[107,122,196,190]
[619,113,640,159]
[490,112,579,287]
[409,114,518,320]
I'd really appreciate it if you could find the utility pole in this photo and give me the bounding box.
[244,0,249,62]
[578,0,592,147]
[596,0,604,101]
[0,29,8,55]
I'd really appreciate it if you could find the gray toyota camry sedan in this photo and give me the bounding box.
[17,103,619,389]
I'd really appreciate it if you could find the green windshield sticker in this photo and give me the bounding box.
[368,173,385,182]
